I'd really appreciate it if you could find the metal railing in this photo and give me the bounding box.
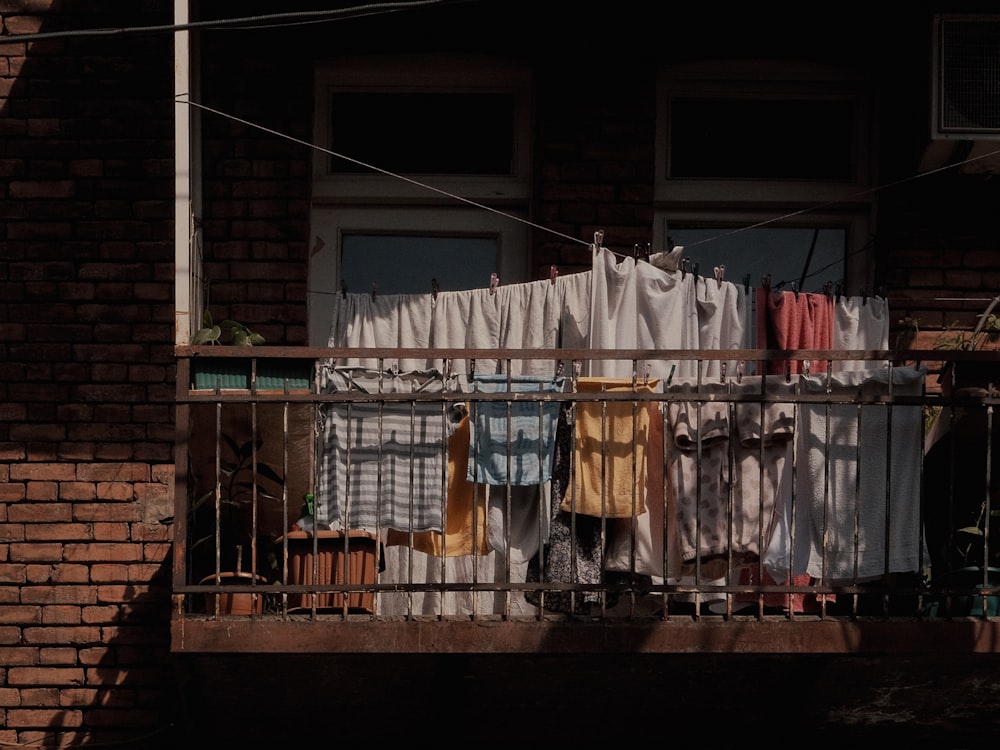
[171,347,1000,645]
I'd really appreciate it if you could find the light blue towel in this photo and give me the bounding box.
[468,374,565,486]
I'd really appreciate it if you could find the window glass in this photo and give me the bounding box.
[669,97,854,180]
[329,93,515,175]
[667,226,847,293]
[341,234,499,295]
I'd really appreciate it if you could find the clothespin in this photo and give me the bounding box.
[785,362,792,383]
[803,359,810,377]
[680,258,690,280]
[743,274,751,295]
[736,361,744,384]
[720,362,727,383]
[823,281,833,299]
[550,265,559,285]
[431,278,440,300]
[372,282,378,301]
[470,359,476,377]
[714,265,725,289]
[555,360,565,378]
[860,287,868,306]
[667,363,676,386]
[489,273,499,296]
[593,230,604,254]
[643,363,651,385]
[761,274,772,291]
[791,281,799,301]
[341,280,348,299]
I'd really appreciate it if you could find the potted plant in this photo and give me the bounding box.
[923,294,1000,615]
[191,430,285,615]
[190,311,312,391]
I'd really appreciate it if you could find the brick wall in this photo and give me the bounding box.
[0,2,177,747]
[2,1,1000,746]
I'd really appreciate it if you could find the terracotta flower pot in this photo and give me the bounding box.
[200,571,269,615]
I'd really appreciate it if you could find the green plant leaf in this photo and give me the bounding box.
[956,525,985,537]
[191,325,222,345]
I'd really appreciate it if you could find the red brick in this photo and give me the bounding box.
[23,482,57,501]
[0,488,25,503]
[81,606,119,624]
[62,543,142,563]
[0,688,20,707]
[77,647,110,666]
[39,564,89,585]
[92,523,129,542]
[38,647,78,665]
[22,586,95,605]
[57,483,98,501]
[0,647,38,667]
[0,606,40,625]
[7,667,85,687]
[0,625,30,645]
[25,523,94,542]
[19,687,59,706]
[6,708,83,728]
[74,504,137,523]
[0,564,26,584]
[40,606,82,625]
[21,628,100,646]
[76,464,149,483]
[94,482,135,502]
[8,543,62,562]
[10,464,74,482]
[8,503,72,523]
[57,687,101,706]
[0,525,25,542]
[90,564,130,583]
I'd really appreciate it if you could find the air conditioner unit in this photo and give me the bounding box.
[932,14,1000,139]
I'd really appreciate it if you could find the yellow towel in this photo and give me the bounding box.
[563,377,659,518]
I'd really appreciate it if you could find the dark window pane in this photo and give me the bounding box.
[669,98,854,180]
[330,93,515,175]
[341,235,498,295]
[668,226,846,292]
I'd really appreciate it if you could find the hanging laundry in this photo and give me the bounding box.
[761,289,834,375]
[832,293,890,371]
[564,376,660,519]
[765,365,928,582]
[467,374,565,486]
[385,404,490,557]
[316,367,447,533]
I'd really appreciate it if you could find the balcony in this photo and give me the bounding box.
[171,346,1000,654]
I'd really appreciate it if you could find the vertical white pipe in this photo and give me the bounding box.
[174,0,192,345]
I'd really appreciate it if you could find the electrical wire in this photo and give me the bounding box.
[0,0,465,44]
[177,95,586,249]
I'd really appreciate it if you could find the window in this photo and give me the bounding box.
[308,55,532,344]
[654,61,875,293]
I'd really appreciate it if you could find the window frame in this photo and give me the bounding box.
[312,54,533,203]
[654,60,876,292]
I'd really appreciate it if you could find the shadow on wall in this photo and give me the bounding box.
[37,562,180,749]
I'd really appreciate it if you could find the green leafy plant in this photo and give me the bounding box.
[190,432,284,576]
[191,310,266,346]
[934,295,1000,353]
